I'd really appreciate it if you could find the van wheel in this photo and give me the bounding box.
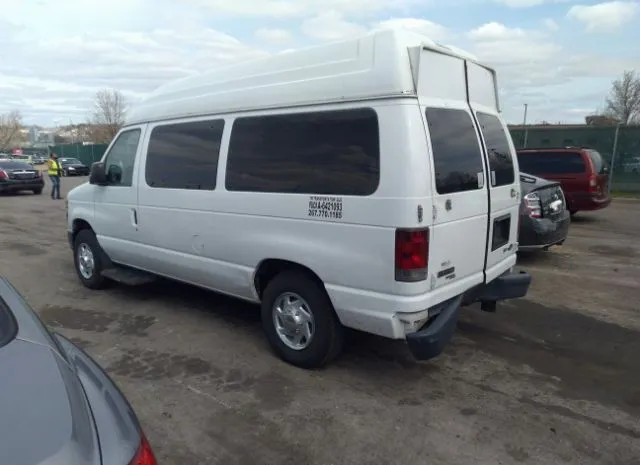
[261,272,344,369]
[73,229,109,290]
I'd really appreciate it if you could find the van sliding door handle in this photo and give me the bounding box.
[131,208,138,227]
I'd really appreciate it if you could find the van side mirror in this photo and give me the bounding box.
[89,162,108,185]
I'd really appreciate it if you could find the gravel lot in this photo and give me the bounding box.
[2,176,639,465]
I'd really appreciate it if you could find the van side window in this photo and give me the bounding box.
[517,152,586,175]
[425,108,484,195]
[225,108,379,195]
[146,120,225,190]
[476,113,515,187]
[103,129,141,187]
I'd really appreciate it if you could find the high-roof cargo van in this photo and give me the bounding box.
[66,29,531,368]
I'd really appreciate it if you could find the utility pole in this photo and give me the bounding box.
[523,104,529,148]
[608,122,621,192]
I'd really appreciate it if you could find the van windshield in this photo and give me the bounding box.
[516,151,586,175]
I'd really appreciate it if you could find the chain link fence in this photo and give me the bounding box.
[509,125,640,193]
[48,143,108,166]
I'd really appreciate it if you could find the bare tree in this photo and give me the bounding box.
[89,89,126,143]
[0,110,23,152]
[605,70,640,124]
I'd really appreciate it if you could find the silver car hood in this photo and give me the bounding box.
[0,338,100,465]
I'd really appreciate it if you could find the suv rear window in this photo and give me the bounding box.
[0,297,18,349]
[425,108,484,195]
[516,151,586,175]
[586,149,607,174]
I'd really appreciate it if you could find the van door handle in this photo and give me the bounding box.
[131,208,138,227]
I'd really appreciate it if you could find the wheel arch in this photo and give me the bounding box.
[253,259,328,301]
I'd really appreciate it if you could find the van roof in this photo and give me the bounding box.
[126,29,485,125]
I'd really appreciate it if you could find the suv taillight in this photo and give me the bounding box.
[588,174,598,194]
[524,192,542,218]
[128,434,157,465]
[0,169,7,181]
[395,228,429,282]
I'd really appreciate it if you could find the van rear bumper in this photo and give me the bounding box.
[406,269,531,361]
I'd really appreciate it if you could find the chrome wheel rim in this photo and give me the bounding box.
[272,292,315,350]
[77,243,95,279]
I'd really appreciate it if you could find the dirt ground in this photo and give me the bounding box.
[1,177,639,465]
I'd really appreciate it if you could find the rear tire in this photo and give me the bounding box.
[33,188,42,195]
[73,229,110,290]
[261,271,344,369]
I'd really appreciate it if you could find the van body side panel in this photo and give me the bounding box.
[133,103,432,315]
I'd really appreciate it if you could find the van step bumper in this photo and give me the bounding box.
[406,270,532,361]
[462,269,532,305]
[406,296,463,361]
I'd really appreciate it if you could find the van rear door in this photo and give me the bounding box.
[466,61,519,282]
[416,49,489,298]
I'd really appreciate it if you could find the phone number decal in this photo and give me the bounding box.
[308,196,343,219]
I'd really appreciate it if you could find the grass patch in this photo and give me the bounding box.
[611,191,640,199]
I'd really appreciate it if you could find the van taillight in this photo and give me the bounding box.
[395,228,429,282]
[588,175,598,194]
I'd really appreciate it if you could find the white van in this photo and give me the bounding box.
[67,29,531,368]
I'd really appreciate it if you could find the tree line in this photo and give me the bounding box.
[0,89,126,152]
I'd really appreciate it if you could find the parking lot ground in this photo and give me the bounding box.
[1,177,639,465]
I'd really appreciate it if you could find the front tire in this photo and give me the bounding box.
[73,229,110,290]
[261,271,344,369]
[33,188,42,195]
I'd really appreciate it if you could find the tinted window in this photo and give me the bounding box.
[226,109,379,195]
[425,108,484,195]
[0,297,18,349]
[516,151,586,175]
[146,120,224,190]
[476,113,515,186]
[103,129,141,187]
[586,149,607,174]
[0,161,33,170]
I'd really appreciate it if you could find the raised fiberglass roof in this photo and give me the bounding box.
[126,29,481,125]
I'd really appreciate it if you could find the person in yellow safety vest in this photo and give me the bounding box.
[47,152,62,200]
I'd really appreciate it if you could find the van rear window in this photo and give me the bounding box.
[425,108,484,195]
[517,151,586,175]
[476,113,515,187]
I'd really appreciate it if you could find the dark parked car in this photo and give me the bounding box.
[0,160,45,195]
[0,277,157,465]
[516,147,611,215]
[60,158,90,176]
[518,173,571,252]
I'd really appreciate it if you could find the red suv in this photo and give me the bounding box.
[516,147,611,215]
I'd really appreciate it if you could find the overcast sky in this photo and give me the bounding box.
[1,0,638,126]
